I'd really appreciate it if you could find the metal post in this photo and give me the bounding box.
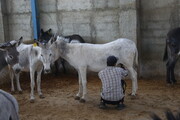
[31,0,40,40]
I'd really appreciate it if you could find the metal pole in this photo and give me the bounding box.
[31,0,40,40]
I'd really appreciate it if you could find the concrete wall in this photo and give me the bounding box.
[139,0,180,78]
[0,0,138,84]
[1,0,180,81]
[0,0,138,43]
[0,0,32,42]
[38,0,138,43]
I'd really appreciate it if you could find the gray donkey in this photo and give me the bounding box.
[0,38,22,120]
[0,90,19,120]
[163,27,180,84]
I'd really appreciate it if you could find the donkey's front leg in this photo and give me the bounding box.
[166,57,178,84]
[166,61,171,84]
[79,67,87,103]
[15,73,22,94]
[9,69,15,94]
[170,58,178,84]
[37,68,44,99]
[30,69,35,103]
[75,70,83,100]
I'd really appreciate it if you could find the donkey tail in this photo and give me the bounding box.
[163,40,168,61]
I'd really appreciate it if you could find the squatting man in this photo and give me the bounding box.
[98,56,128,110]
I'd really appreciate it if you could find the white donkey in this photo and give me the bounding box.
[10,40,53,102]
[0,89,19,120]
[49,36,138,102]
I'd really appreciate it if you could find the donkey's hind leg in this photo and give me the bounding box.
[61,59,67,74]
[127,67,137,96]
[75,69,83,100]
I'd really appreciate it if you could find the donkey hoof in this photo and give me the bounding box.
[130,95,137,100]
[130,94,137,99]
[39,94,45,99]
[30,99,35,103]
[79,99,86,103]
[128,93,137,99]
[128,93,137,96]
[18,91,23,94]
[74,96,80,100]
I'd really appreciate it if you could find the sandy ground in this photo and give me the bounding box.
[1,73,180,120]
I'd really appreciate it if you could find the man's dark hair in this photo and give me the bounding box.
[107,56,118,66]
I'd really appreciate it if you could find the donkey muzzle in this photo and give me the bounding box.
[44,69,51,74]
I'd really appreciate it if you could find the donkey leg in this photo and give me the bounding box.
[166,61,171,84]
[79,67,87,103]
[37,68,44,99]
[9,69,15,93]
[171,68,176,83]
[15,73,22,94]
[61,59,67,74]
[127,67,138,96]
[75,70,83,100]
[54,60,59,75]
[167,58,178,84]
[170,59,178,83]
[30,69,35,103]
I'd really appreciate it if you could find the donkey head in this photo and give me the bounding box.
[49,36,68,58]
[38,40,54,74]
[38,29,53,44]
[0,37,22,66]
[167,38,180,55]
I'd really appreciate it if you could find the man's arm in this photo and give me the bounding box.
[121,69,128,77]
[119,64,128,77]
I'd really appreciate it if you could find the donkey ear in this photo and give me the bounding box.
[0,41,12,51]
[165,110,176,120]
[150,113,162,120]
[17,36,23,46]
[41,29,44,33]
[48,28,52,34]
[0,43,7,51]
[19,36,23,42]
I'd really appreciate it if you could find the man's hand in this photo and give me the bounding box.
[119,63,125,69]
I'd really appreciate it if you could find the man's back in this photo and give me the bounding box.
[98,67,128,101]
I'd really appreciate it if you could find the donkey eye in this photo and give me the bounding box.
[50,53,52,56]
[8,55,13,59]
[41,54,43,57]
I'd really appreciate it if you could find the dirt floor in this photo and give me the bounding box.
[1,73,180,120]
